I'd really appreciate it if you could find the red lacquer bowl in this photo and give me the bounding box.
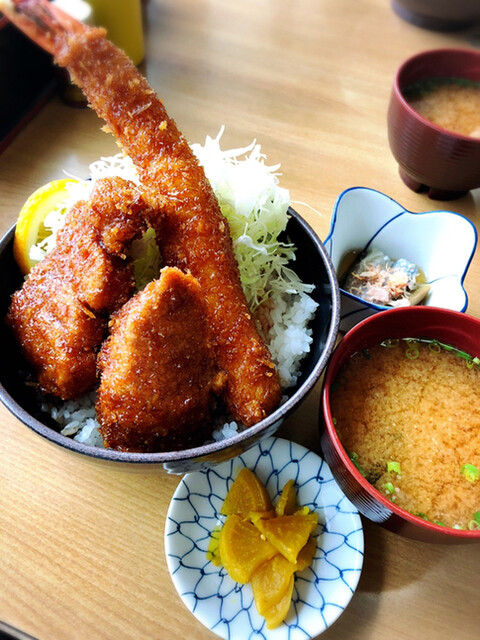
[387,48,480,200]
[391,0,480,31]
[321,306,480,543]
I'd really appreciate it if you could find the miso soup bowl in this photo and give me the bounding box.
[387,48,480,200]
[391,0,480,31]
[321,305,480,543]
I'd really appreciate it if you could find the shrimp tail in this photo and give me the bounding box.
[0,0,93,56]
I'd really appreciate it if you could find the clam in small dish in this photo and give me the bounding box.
[324,186,477,333]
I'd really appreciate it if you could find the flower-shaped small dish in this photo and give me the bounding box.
[324,187,477,332]
[164,436,364,639]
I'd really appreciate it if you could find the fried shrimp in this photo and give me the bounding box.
[7,176,151,399]
[0,0,282,426]
[97,267,225,452]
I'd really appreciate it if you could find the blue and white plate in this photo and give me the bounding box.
[164,436,364,639]
[324,186,478,332]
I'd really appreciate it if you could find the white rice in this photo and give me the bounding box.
[268,292,318,388]
[35,133,318,447]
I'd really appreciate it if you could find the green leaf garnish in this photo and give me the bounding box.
[460,464,480,483]
[349,452,366,477]
[413,512,429,521]
[402,76,480,101]
[405,345,420,360]
[130,228,161,291]
[381,338,399,349]
[387,461,402,474]
[384,482,395,495]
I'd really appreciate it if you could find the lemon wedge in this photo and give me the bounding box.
[13,179,78,274]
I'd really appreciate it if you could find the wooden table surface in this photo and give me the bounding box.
[1,1,479,638]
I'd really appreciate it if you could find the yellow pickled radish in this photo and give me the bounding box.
[208,469,318,629]
[220,467,273,517]
[13,179,78,274]
[263,574,294,630]
[250,554,295,616]
[206,526,222,567]
[248,510,275,524]
[275,479,297,516]
[218,514,277,584]
[295,534,317,572]
[254,512,318,564]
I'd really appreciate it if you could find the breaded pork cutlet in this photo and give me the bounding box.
[96,267,226,452]
[7,177,152,400]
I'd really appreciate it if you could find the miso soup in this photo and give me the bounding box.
[330,338,480,530]
[404,77,480,138]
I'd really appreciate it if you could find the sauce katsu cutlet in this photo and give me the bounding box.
[96,267,226,452]
[7,177,152,399]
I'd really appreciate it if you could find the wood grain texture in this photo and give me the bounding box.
[1,1,480,639]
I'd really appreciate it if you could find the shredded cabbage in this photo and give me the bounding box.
[129,228,161,290]
[191,127,315,312]
[29,179,92,262]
